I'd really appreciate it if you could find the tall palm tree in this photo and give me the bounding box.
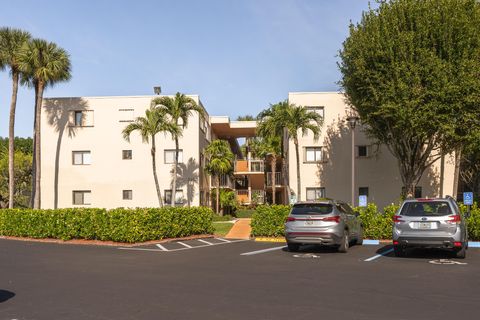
[19,38,71,209]
[0,27,31,208]
[122,106,179,207]
[253,136,282,204]
[151,92,205,206]
[205,139,234,215]
[258,101,322,202]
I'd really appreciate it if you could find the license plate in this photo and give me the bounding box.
[418,222,431,229]
[305,220,314,226]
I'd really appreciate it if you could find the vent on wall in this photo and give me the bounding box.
[119,108,134,122]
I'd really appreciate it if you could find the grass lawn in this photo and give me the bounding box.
[213,222,234,237]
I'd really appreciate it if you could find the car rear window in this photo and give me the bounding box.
[400,201,452,216]
[291,203,333,215]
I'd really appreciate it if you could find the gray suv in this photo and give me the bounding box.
[392,197,468,258]
[284,200,363,253]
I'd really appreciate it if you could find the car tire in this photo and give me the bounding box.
[356,229,364,246]
[455,244,466,259]
[338,230,349,253]
[287,243,300,252]
[393,245,405,257]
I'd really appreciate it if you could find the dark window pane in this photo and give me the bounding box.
[291,203,333,215]
[358,146,367,157]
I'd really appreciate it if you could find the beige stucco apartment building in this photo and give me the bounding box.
[40,92,455,210]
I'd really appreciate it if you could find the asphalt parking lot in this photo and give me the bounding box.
[1,238,479,320]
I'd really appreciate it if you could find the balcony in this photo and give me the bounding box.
[234,159,264,174]
[235,189,265,205]
[219,174,234,189]
[266,172,283,187]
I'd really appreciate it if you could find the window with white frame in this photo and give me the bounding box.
[72,151,91,165]
[306,106,325,118]
[305,147,323,162]
[164,150,183,164]
[123,190,132,200]
[359,187,369,197]
[306,187,326,201]
[164,189,184,204]
[73,190,91,205]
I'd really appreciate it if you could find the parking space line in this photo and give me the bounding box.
[216,238,231,243]
[197,239,214,245]
[240,246,286,256]
[177,242,193,248]
[364,248,394,262]
[156,244,168,251]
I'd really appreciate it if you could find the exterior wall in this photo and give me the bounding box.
[40,95,207,209]
[287,92,456,209]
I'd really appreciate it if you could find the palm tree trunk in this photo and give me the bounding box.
[151,135,163,207]
[8,70,19,209]
[30,92,38,208]
[271,156,276,205]
[33,82,45,209]
[171,136,179,206]
[294,138,301,202]
[216,176,220,215]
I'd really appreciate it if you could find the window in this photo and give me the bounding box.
[306,106,325,118]
[401,186,422,198]
[122,150,132,160]
[357,145,369,157]
[165,150,183,164]
[74,111,83,126]
[123,190,132,200]
[305,147,323,162]
[73,191,91,205]
[306,187,326,201]
[71,110,94,127]
[164,189,184,204]
[359,187,369,197]
[72,151,91,165]
[119,108,134,123]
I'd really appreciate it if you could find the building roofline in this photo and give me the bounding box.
[43,94,201,100]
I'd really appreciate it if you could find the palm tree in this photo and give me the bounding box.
[254,136,282,204]
[258,101,322,202]
[204,140,234,215]
[151,93,205,206]
[122,106,179,207]
[0,27,31,208]
[19,39,71,209]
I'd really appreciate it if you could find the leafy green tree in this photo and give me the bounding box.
[258,101,322,201]
[0,137,33,155]
[0,150,32,208]
[339,0,480,197]
[122,106,179,207]
[205,139,234,214]
[236,115,255,121]
[0,27,31,208]
[19,38,71,208]
[151,93,205,206]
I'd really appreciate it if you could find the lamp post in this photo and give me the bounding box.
[346,114,359,206]
[153,86,162,95]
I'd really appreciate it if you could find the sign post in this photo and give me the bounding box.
[463,192,473,217]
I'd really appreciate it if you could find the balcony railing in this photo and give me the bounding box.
[235,189,265,204]
[234,159,264,173]
[219,174,234,189]
[266,172,283,186]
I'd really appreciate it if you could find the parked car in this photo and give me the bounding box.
[284,200,363,252]
[392,196,468,258]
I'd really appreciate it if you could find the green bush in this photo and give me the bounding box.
[251,205,290,237]
[0,207,214,243]
[460,203,480,241]
[354,203,397,240]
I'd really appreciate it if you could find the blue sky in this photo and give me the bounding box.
[0,0,374,137]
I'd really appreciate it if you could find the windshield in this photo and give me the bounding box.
[291,203,333,215]
[400,201,452,217]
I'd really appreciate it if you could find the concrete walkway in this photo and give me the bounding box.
[225,218,251,239]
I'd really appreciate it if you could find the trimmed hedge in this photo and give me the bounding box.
[250,203,480,241]
[0,207,214,243]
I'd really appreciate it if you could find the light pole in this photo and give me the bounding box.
[153,86,161,95]
[346,114,359,206]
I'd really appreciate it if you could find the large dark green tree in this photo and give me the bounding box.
[339,0,480,197]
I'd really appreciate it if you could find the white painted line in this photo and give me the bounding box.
[177,241,193,248]
[364,248,394,262]
[197,239,214,245]
[118,239,249,252]
[216,238,231,243]
[156,244,168,251]
[240,246,286,256]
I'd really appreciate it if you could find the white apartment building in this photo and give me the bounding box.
[40,92,456,210]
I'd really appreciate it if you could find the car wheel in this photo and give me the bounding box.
[455,244,466,259]
[287,242,300,252]
[393,245,405,257]
[338,230,349,253]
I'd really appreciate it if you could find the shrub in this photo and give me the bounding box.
[354,203,396,240]
[251,205,290,237]
[460,203,480,241]
[0,206,214,243]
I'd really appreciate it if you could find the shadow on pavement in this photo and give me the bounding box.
[377,245,459,259]
[282,243,364,254]
[0,290,15,303]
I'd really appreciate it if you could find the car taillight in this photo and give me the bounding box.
[454,242,463,247]
[286,217,296,222]
[393,240,399,245]
[447,215,461,224]
[393,215,404,223]
[322,216,340,223]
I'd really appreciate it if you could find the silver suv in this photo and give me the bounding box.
[284,200,363,253]
[392,197,468,258]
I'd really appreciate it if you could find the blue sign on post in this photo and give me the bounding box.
[359,195,368,207]
[463,192,473,206]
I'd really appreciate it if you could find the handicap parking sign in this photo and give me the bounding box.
[463,192,473,206]
[359,195,367,207]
